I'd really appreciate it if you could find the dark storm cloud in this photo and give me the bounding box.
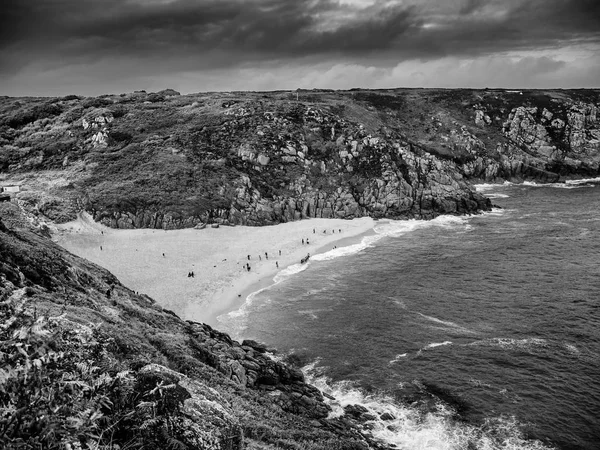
[0,0,412,53]
[1,0,599,85]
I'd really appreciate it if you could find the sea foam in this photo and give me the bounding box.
[303,362,554,450]
[222,214,475,335]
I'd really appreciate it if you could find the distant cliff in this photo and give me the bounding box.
[1,88,598,228]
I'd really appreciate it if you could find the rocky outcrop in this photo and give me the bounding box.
[463,98,600,180]
[88,104,490,228]
[138,364,243,450]
[1,89,599,229]
[0,207,376,449]
[186,322,330,419]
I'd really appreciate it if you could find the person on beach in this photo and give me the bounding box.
[265,252,268,259]
[313,228,315,233]
[276,262,279,268]
[302,239,304,244]
[191,271,195,278]
[248,255,250,260]
[100,246,102,251]
[306,238,310,245]
[259,255,262,261]
[162,253,165,257]
[279,250,281,256]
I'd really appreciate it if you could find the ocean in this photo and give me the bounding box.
[218,180,600,450]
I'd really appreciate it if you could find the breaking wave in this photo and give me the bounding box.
[304,362,554,450]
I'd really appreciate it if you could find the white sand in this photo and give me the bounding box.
[53,214,375,326]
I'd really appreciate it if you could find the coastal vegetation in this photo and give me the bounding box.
[2,88,596,230]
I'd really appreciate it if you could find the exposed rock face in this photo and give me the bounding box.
[462,99,600,180]
[186,322,331,419]
[87,104,490,228]
[138,364,243,449]
[1,89,599,229]
[0,207,375,449]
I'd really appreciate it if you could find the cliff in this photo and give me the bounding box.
[0,202,385,449]
[0,88,598,229]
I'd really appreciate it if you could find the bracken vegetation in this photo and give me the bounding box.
[0,206,379,449]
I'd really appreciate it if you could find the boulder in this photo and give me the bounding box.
[138,364,243,450]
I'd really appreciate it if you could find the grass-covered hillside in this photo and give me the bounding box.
[0,88,598,228]
[0,202,390,450]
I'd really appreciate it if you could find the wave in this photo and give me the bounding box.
[304,362,554,450]
[417,313,474,333]
[221,213,481,335]
[273,262,309,283]
[564,176,600,185]
[474,181,514,192]
[311,234,382,261]
[389,353,408,364]
[297,307,332,320]
[522,181,593,189]
[423,341,453,350]
[467,337,548,352]
[485,193,510,199]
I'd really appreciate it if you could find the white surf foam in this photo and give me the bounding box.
[522,181,593,189]
[563,343,580,355]
[311,234,382,261]
[467,337,548,352]
[273,262,309,283]
[565,176,600,185]
[220,213,487,335]
[417,313,476,335]
[474,182,514,192]
[389,353,408,364]
[304,362,554,450]
[424,341,453,350]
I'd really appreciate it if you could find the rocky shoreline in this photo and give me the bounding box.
[0,202,394,449]
[6,88,597,230]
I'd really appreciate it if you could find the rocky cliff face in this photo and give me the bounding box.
[0,203,381,449]
[1,88,598,229]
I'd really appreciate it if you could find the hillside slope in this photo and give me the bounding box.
[0,202,388,449]
[1,88,598,229]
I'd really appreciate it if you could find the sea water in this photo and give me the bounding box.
[218,181,600,450]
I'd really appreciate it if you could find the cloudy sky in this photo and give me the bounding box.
[1,0,599,96]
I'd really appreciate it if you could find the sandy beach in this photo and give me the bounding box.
[53,214,375,326]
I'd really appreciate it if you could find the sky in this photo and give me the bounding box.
[1,0,599,96]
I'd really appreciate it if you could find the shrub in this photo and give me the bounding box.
[5,103,63,128]
[0,296,201,450]
[82,98,113,109]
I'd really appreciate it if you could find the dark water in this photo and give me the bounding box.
[219,181,600,450]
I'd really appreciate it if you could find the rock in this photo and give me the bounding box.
[210,223,220,228]
[380,412,395,421]
[242,339,268,353]
[138,364,243,450]
[157,88,181,96]
[257,154,270,165]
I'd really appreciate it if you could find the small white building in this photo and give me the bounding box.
[1,185,20,193]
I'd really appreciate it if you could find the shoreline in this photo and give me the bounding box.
[53,214,376,328]
[211,224,381,329]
